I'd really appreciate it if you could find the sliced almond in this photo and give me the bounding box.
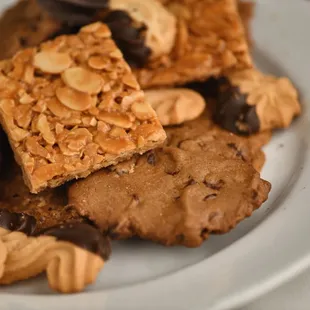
[97,121,110,133]
[0,99,15,117]
[62,67,103,94]
[56,87,94,111]
[110,50,123,59]
[25,136,50,158]
[11,127,29,142]
[109,127,128,138]
[32,100,47,113]
[47,97,71,118]
[131,101,156,120]
[122,73,140,89]
[19,93,34,104]
[94,24,111,38]
[98,111,132,128]
[37,114,56,145]
[82,116,97,127]
[81,22,103,33]
[88,56,110,70]
[14,104,33,129]
[33,51,72,74]
[55,123,64,135]
[95,132,135,155]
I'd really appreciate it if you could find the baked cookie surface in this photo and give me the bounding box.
[69,124,271,247]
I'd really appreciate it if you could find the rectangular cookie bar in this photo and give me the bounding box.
[0,22,166,193]
[135,0,253,88]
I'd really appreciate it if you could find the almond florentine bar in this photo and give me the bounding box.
[0,22,166,193]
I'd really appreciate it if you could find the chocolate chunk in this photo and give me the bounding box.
[38,223,111,261]
[146,151,156,166]
[213,81,260,135]
[103,10,151,68]
[204,180,225,191]
[0,209,36,235]
[37,1,151,68]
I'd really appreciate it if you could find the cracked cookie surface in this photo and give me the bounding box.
[69,139,270,247]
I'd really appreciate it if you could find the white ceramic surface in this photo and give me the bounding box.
[1,1,310,309]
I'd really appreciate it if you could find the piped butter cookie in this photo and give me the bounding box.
[214,69,301,134]
[145,88,205,126]
[0,210,111,293]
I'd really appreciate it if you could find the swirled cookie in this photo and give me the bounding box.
[0,211,111,293]
[213,69,301,134]
[145,88,205,126]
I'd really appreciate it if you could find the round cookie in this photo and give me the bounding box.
[145,88,205,126]
[69,142,271,247]
[165,116,271,172]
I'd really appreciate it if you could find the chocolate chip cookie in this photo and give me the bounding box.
[165,114,272,172]
[68,137,271,247]
[0,0,61,60]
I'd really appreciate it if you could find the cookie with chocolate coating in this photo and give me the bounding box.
[214,69,301,134]
[0,217,111,293]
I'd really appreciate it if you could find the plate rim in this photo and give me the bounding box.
[1,1,310,310]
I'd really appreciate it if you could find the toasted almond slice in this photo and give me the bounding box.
[131,101,156,120]
[81,22,103,33]
[47,98,71,118]
[98,111,132,128]
[37,114,56,145]
[33,51,72,74]
[62,67,103,94]
[122,73,140,89]
[88,56,110,70]
[95,133,135,155]
[56,87,94,111]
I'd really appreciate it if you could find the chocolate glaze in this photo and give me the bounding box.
[38,223,111,260]
[103,10,151,68]
[0,209,36,235]
[213,79,260,135]
[38,0,151,68]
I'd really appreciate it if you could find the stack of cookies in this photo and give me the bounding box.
[0,0,301,293]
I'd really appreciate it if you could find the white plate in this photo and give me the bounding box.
[1,1,310,310]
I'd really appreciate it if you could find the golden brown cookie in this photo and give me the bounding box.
[165,114,271,172]
[145,88,205,126]
[69,135,271,247]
